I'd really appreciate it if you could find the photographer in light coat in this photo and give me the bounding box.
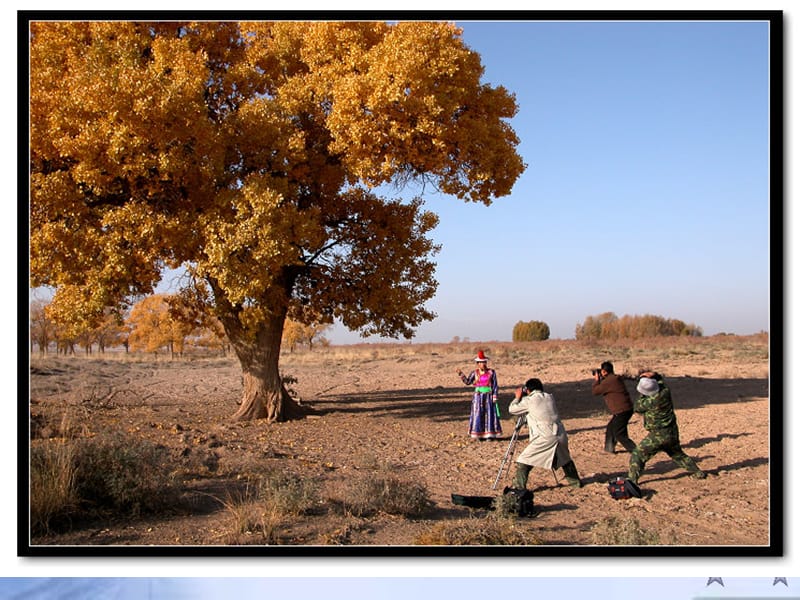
[508,378,582,489]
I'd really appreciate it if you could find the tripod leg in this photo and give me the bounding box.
[492,428,519,490]
[491,416,525,490]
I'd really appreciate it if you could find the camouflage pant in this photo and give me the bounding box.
[627,427,703,484]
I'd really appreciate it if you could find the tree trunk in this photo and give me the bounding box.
[227,306,307,423]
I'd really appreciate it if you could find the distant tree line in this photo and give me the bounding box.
[29,294,329,358]
[574,312,703,340]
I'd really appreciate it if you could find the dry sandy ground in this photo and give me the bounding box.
[27,335,771,551]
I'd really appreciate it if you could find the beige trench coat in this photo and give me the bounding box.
[508,390,573,469]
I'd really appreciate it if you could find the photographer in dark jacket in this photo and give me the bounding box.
[591,361,636,453]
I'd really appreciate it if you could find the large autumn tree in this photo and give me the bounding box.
[29,20,525,421]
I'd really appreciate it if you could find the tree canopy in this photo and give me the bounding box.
[29,21,525,421]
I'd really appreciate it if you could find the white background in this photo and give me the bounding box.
[5,0,793,582]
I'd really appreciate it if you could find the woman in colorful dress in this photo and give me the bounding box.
[456,350,503,440]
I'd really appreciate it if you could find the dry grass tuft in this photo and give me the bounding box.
[218,469,320,544]
[589,516,664,545]
[414,512,541,545]
[339,472,432,518]
[218,490,282,545]
[30,431,181,533]
[30,441,78,535]
[256,469,320,516]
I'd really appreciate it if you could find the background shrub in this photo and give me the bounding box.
[512,320,550,342]
[575,312,703,340]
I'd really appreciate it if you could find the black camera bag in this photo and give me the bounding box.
[502,486,536,517]
[450,493,494,509]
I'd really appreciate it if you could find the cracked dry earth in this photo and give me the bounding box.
[28,335,771,550]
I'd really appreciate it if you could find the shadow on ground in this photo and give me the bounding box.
[311,377,769,423]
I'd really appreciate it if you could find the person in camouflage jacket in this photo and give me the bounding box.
[627,371,707,484]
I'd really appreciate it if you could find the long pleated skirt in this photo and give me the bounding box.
[469,392,503,439]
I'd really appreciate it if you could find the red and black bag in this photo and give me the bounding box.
[608,477,642,499]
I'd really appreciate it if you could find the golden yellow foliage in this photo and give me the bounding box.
[127,294,195,355]
[575,312,704,340]
[282,318,330,352]
[29,21,525,419]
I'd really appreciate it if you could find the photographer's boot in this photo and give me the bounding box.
[512,463,532,490]
[562,460,582,488]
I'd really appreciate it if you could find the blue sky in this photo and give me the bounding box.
[329,18,772,343]
[30,18,773,344]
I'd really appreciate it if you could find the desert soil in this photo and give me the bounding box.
[27,335,771,550]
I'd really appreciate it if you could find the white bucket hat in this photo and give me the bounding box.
[636,377,659,396]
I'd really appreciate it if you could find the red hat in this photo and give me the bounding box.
[474,350,489,362]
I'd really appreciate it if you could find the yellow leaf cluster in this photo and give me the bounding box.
[29,20,524,342]
[127,294,196,354]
